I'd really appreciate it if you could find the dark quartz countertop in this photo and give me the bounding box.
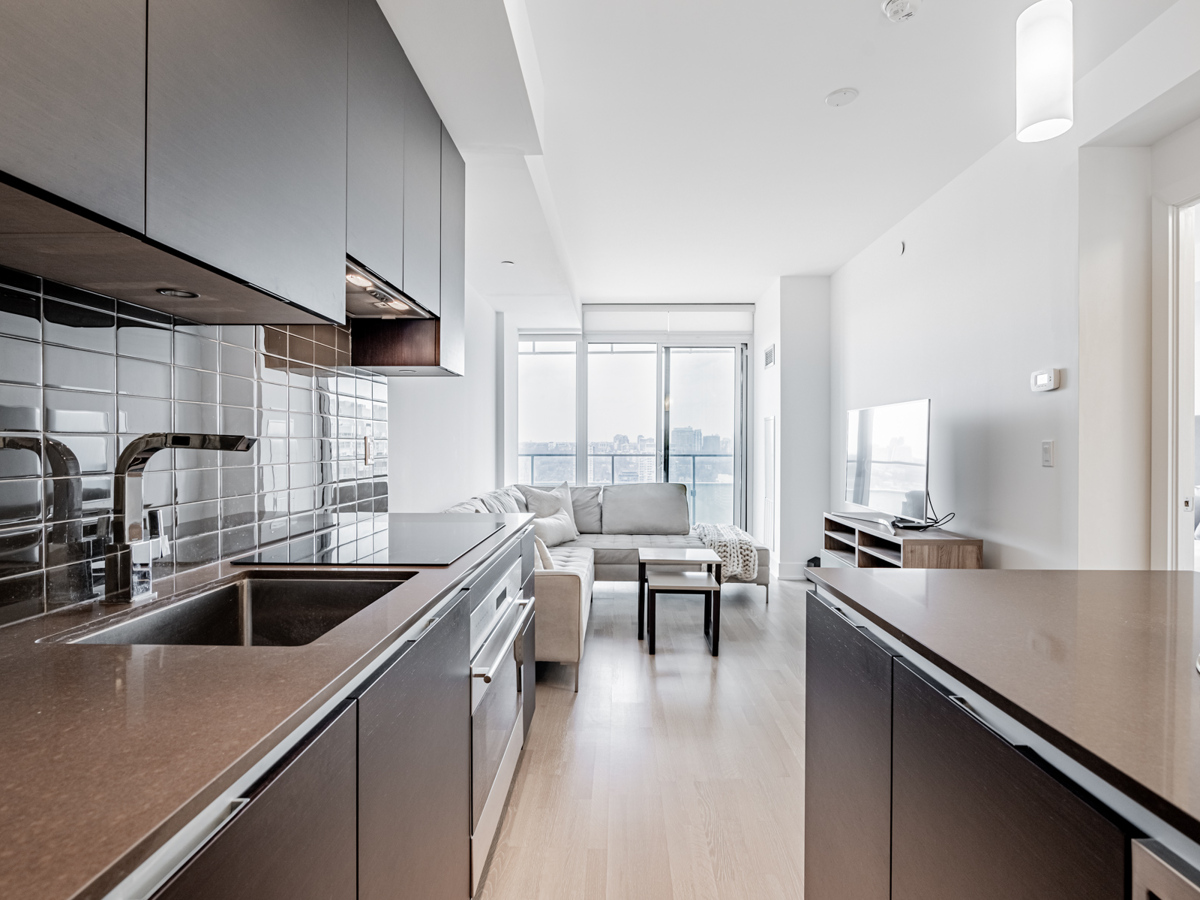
[807,567,1200,844]
[0,513,531,900]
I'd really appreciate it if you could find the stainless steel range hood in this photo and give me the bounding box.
[344,258,432,320]
[0,174,329,324]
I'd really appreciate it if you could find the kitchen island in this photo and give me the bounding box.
[0,512,533,900]
[806,567,1200,900]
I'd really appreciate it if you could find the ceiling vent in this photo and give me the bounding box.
[764,344,776,369]
[882,0,921,22]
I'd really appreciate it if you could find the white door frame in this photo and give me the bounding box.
[1152,201,1197,569]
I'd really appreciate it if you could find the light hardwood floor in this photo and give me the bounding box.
[478,579,809,900]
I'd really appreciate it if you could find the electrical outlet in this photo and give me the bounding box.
[1041,441,1054,468]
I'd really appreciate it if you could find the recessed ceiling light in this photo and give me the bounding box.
[346,272,373,288]
[882,0,921,23]
[825,88,859,108]
[156,288,199,299]
[500,260,516,266]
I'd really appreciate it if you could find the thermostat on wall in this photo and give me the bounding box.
[1030,368,1061,392]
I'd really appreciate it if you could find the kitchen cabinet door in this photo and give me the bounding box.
[147,0,348,323]
[892,658,1128,900]
[402,59,442,314]
[438,125,466,375]
[0,0,145,230]
[153,702,357,900]
[347,0,405,291]
[357,592,470,900]
[804,592,894,900]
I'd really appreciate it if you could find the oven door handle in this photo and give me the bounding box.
[471,601,534,684]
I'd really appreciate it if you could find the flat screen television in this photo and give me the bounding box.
[845,399,930,523]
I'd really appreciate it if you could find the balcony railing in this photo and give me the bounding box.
[516,452,734,525]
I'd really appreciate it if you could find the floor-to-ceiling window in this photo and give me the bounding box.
[516,307,751,527]
[587,343,658,484]
[517,339,577,485]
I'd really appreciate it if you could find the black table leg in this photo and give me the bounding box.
[648,589,657,655]
[638,561,646,640]
[711,586,721,657]
[703,590,711,637]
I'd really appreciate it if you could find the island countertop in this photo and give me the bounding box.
[0,512,532,900]
[807,567,1200,845]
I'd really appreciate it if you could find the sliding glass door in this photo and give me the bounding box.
[664,346,738,526]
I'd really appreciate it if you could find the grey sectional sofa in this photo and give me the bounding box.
[447,482,771,690]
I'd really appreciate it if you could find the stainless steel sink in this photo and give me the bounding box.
[54,574,411,646]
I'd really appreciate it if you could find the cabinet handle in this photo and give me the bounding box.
[948,694,1007,741]
[416,615,440,639]
[1133,840,1200,898]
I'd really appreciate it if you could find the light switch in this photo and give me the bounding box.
[1041,441,1054,467]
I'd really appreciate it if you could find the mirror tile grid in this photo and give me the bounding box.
[0,266,388,626]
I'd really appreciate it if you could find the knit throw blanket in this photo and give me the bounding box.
[695,523,758,582]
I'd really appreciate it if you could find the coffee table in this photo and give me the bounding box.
[638,547,723,656]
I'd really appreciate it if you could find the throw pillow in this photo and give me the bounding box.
[520,484,578,546]
[571,485,603,533]
[444,502,481,514]
[533,536,554,569]
[550,482,579,535]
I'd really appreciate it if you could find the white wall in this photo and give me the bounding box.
[752,280,780,566]
[387,286,501,511]
[1077,148,1152,569]
[827,0,1200,569]
[753,276,830,579]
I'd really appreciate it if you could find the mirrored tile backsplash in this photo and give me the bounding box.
[0,265,388,626]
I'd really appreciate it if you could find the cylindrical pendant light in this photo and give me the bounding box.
[1015,0,1074,143]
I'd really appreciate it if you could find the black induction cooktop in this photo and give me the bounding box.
[233,514,506,567]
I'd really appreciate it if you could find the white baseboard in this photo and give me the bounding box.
[777,561,810,581]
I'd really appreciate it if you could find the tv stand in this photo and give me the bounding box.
[820,512,983,569]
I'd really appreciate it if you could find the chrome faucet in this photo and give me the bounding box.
[105,433,257,602]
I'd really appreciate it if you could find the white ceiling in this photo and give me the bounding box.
[389,0,1178,321]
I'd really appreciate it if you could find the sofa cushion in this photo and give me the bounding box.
[477,490,518,514]
[570,485,603,533]
[506,486,527,512]
[561,532,705,567]
[444,499,485,513]
[560,530,771,572]
[601,483,690,534]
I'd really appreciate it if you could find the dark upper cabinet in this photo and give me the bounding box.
[402,57,443,314]
[349,124,466,377]
[153,702,357,900]
[356,593,470,900]
[804,592,894,900]
[891,658,1128,900]
[347,0,406,292]
[146,0,349,323]
[439,125,467,375]
[0,1,146,231]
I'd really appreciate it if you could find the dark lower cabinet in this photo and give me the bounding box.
[892,658,1128,900]
[152,701,357,900]
[356,593,470,900]
[804,592,894,900]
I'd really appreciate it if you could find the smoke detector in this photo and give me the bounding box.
[882,0,921,22]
